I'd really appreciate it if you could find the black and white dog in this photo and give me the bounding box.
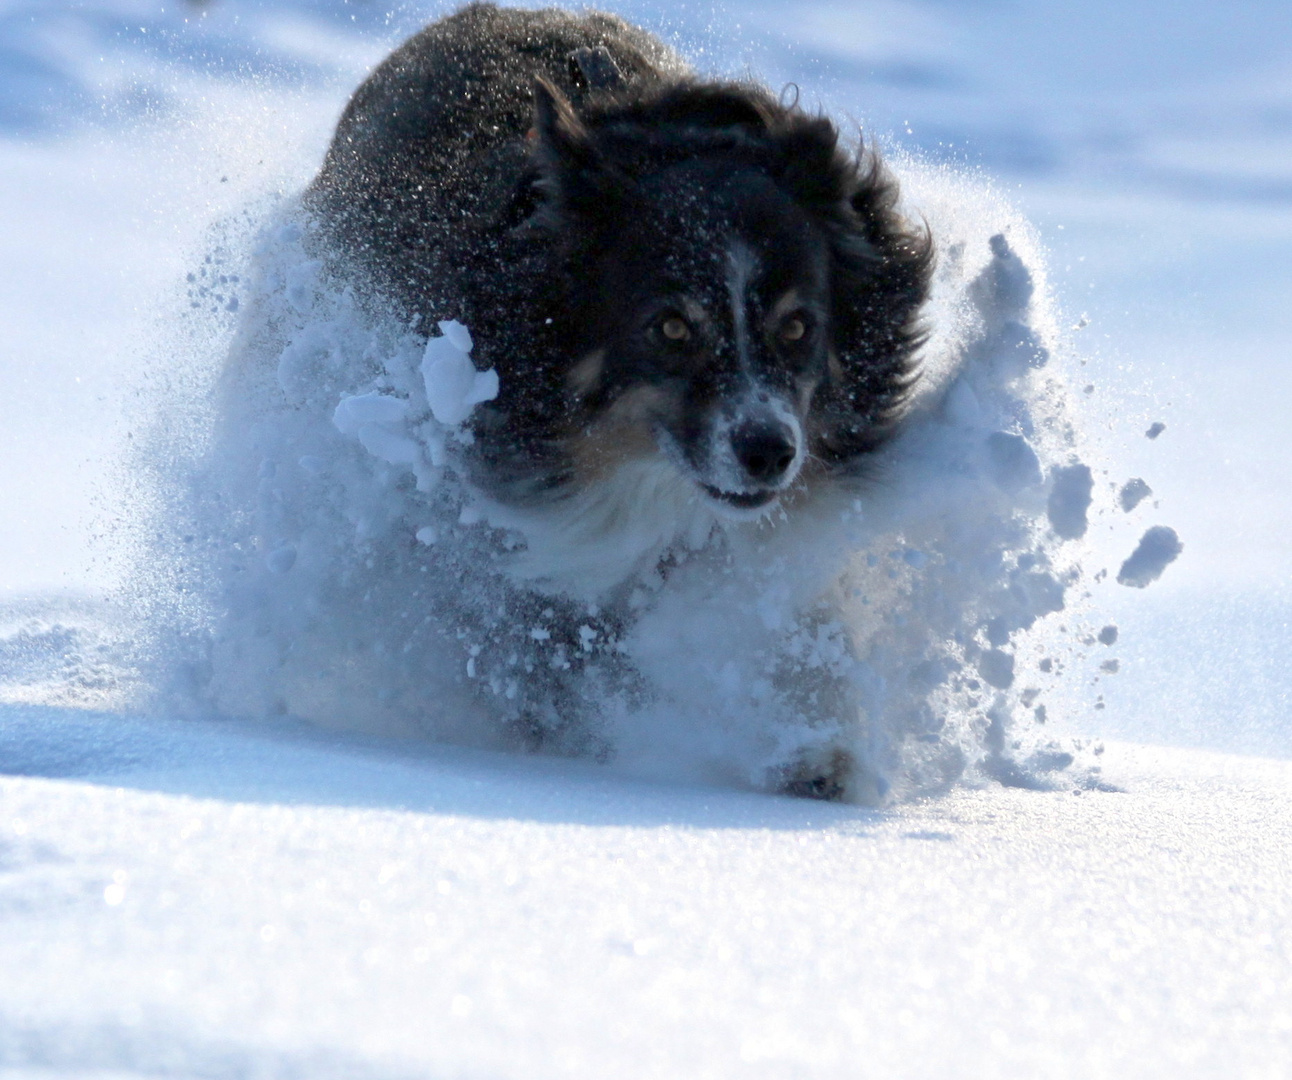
[300,3,933,795]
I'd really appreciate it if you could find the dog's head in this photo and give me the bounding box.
[521,79,932,515]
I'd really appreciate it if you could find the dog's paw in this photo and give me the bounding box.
[774,747,855,802]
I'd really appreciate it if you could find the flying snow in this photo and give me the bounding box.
[113,155,1181,803]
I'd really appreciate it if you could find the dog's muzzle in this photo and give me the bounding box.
[701,415,802,511]
[731,419,797,485]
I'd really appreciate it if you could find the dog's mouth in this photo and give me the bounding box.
[700,484,781,511]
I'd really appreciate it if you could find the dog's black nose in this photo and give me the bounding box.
[731,421,797,484]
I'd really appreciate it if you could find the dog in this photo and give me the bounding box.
[294,3,933,797]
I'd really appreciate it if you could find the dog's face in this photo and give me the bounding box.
[569,160,833,514]
[516,78,932,519]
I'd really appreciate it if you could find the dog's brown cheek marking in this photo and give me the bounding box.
[827,347,845,384]
[566,384,672,486]
[567,347,606,397]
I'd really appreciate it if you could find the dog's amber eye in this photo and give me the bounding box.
[660,316,691,342]
[780,316,807,342]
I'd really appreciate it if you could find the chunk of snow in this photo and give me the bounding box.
[1118,526,1183,588]
[356,424,419,465]
[332,392,410,437]
[438,318,473,353]
[1047,463,1094,540]
[977,649,1015,690]
[421,322,497,427]
[986,431,1042,493]
[1119,477,1152,512]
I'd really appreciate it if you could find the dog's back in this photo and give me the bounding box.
[308,3,682,314]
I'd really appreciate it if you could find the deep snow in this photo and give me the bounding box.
[2,0,1292,1076]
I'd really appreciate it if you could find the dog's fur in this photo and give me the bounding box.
[309,3,931,514]
[304,3,934,794]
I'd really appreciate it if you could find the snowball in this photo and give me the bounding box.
[1117,526,1182,588]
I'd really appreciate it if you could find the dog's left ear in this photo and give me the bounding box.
[530,78,613,209]
[532,78,591,167]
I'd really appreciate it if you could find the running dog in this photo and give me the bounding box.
[303,3,933,796]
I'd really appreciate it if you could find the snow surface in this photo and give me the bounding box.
[2,707,1291,1079]
[2,0,1292,1076]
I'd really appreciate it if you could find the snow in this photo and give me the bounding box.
[419,321,497,428]
[148,164,1094,799]
[3,707,1292,1079]
[2,0,1291,1076]
[1117,526,1184,589]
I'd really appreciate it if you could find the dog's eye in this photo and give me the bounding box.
[660,315,691,342]
[779,315,808,343]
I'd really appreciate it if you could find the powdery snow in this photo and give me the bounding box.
[1,705,1290,1078]
[132,169,1107,801]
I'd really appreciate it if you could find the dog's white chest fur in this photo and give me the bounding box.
[493,457,722,599]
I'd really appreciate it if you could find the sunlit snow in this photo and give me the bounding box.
[2,1,1291,1076]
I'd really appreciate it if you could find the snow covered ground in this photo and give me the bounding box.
[2,1,1291,1076]
[3,706,1291,1078]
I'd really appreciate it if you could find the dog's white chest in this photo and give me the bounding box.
[497,458,721,598]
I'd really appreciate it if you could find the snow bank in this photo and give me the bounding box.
[115,151,1182,803]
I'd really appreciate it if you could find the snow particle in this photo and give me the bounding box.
[1145,422,1166,440]
[266,544,297,574]
[1117,526,1183,588]
[1119,477,1152,512]
[1097,624,1119,646]
[977,649,1015,690]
